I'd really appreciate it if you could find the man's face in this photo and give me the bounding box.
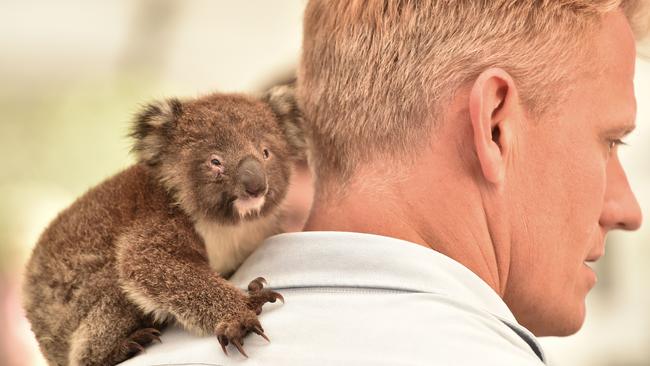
[504,11,643,336]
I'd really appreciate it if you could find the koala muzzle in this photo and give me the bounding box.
[237,157,267,198]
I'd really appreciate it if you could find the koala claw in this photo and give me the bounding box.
[129,327,162,345]
[247,276,267,292]
[246,277,284,315]
[252,325,270,342]
[215,316,266,358]
[119,327,162,358]
[125,340,145,355]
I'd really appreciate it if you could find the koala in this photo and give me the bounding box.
[22,85,305,366]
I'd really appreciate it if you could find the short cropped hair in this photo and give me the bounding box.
[297,0,649,185]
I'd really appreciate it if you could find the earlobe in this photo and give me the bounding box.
[468,68,518,185]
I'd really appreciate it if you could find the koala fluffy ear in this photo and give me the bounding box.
[263,83,308,161]
[130,98,183,166]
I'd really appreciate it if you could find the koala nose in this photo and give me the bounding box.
[245,181,266,198]
[237,157,267,198]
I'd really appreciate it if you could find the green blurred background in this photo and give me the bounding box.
[1,1,648,365]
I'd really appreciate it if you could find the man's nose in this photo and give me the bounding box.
[599,154,643,231]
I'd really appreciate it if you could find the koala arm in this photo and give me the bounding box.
[115,215,280,354]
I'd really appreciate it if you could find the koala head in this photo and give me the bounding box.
[131,88,305,224]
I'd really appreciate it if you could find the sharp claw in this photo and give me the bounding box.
[151,329,161,336]
[273,292,285,304]
[151,334,162,344]
[232,339,248,358]
[248,277,268,292]
[127,341,145,353]
[253,320,264,332]
[217,335,229,355]
[252,326,270,342]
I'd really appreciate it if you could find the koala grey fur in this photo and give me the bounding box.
[22,85,305,366]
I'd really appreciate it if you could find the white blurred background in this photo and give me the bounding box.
[0,1,648,365]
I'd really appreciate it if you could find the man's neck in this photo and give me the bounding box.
[304,191,429,248]
[303,166,510,297]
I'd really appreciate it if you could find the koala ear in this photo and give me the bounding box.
[263,83,308,161]
[130,98,183,166]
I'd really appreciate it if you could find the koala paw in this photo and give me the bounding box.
[215,277,283,357]
[215,313,266,357]
[118,327,161,359]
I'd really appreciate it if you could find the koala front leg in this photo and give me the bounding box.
[115,216,282,356]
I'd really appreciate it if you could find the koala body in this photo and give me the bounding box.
[22,87,304,366]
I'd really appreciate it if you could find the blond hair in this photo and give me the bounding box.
[297,0,649,186]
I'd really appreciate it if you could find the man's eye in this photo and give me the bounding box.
[608,139,628,152]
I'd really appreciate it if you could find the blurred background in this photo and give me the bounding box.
[0,1,648,365]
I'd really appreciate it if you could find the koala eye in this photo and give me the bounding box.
[262,148,270,160]
[208,154,225,175]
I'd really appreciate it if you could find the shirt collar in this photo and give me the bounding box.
[230,231,519,324]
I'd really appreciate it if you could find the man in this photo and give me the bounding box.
[123,1,646,364]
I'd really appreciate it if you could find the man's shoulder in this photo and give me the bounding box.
[122,290,544,366]
[122,232,545,365]
[287,289,544,365]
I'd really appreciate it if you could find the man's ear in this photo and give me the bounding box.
[263,83,308,162]
[468,68,519,185]
[130,98,183,166]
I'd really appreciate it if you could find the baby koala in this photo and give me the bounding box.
[22,85,305,366]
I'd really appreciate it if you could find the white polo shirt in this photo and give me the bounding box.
[121,231,546,366]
